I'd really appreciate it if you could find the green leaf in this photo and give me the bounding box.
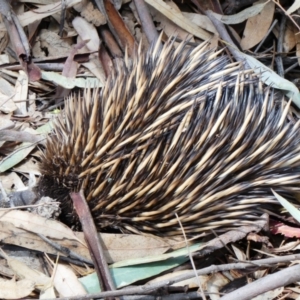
[272,189,300,222]
[80,256,188,292]
[111,242,202,268]
[80,243,205,292]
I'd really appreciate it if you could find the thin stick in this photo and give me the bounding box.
[70,190,116,292]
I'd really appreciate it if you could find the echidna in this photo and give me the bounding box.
[39,39,300,236]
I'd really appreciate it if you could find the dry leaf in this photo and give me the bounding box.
[287,0,300,14]
[6,256,51,290]
[0,172,25,190]
[13,157,41,176]
[150,1,192,41]
[182,12,217,34]
[145,0,211,40]
[13,70,28,116]
[283,22,296,52]
[232,244,246,261]
[96,232,172,262]
[0,278,35,299]
[271,222,300,238]
[53,264,86,297]
[38,30,72,57]
[241,1,275,50]
[0,0,82,31]
[0,220,91,261]
[207,273,230,300]
[0,212,174,264]
[73,17,100,52]
[0,210,83,242]
[74,1,106,27]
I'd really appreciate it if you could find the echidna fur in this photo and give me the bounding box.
[39,39,300,236]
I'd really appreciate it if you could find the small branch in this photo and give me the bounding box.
[70,191,116,292]
[133,0,160,45]
[205,10,250,69]
[220,264,300,300]
[38,253,300,300]
[39,280,170,300]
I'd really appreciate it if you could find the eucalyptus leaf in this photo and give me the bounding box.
[111,242,203,268]
[243,53,300,107]
[0,124,50,173]
[80,256,188,292]
[210,3,267,25]
[41,71,102,89]
[272,189,300,222]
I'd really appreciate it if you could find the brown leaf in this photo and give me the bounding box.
[104,0,136,56]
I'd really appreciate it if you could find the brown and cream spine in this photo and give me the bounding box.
[39,39,300,236]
